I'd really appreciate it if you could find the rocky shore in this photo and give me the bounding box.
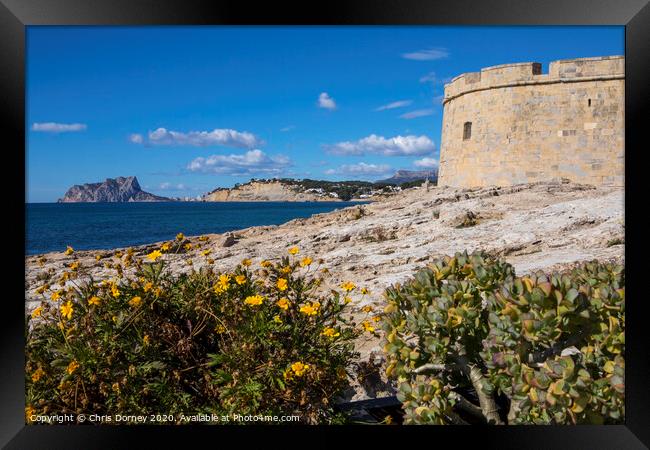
[25,181,624,401]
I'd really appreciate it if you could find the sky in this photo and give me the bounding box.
[26,26,624,202]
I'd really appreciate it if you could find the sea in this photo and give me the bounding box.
[25,201,367,256]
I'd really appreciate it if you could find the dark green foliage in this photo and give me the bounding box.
[26,255,359,424]
[382,251,624,424]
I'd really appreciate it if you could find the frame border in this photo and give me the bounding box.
[2,0,648,447]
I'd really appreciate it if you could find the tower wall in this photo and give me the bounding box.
[438,56,624,187]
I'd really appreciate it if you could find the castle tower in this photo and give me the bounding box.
[437,56,624,187]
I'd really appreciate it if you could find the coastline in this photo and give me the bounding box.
[25,181,624,401]
[26,200,373,256]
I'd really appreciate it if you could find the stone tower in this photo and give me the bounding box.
[437,56,624,187]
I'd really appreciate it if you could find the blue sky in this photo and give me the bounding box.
[26,26,623,202]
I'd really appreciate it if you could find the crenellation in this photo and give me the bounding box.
[438,56,624,188]
[443,55,624,105]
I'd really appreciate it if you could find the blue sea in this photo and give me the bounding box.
[26,201,366,256]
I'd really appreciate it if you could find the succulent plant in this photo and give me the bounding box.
[382,251,624,425]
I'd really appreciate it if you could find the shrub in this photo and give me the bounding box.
[382,251,624,425]
[26,246,360,424]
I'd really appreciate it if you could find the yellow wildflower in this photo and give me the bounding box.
[60,301,74,320]
[176,232,185,241]
[88,296,101,306]
[161,242,171,252]
[290,361,310,376]
[273,315,283,324]
[362,321,375,333]
[202,249,212,256]
[343,296,352,304]
[215,324,226,334]
[283,368,293,381]
[362,305,374,313]
[50,291,61,302]
[31,306,43,318]
[25,405,36,422]
[361,287,370,295]
[143,281,153,292]
[300,256,313,267]
[143,335,150,346]
[31,367,45,382]
[64,246,74,255]
[111,284,120,298]
[372,315,381,323]
[288,246,299,255]
[199,235,209,241]
[241,258,252,267]
[341,281,356,292]
[129,296,142,308]
[300,302,320,316]
[281,266,292,274]
[277,297,290,310]
[66,360,79,375]
[95,254,101,261]
[260,260,272,268]
[321,327,340,339]
[69,261,80,271]
[184,243,193,251]
[235,274,247,285]
[218,274,230,290]
[244,295,264,306]
[276,278,288,291]
[146,250,163,262]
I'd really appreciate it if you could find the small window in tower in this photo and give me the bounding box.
[463,122,472,140]
[588,98,592,107]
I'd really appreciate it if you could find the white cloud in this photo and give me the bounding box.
[129,133,144,144]
[187,149,291,176]
[419,71,437,84]
[400,109,435,119]
[317,92,337,110]
[414,157,439,169]
[433,95,445,105]
[375,100,412,111]
[132,127,263,148]
[280,125,296,132]
[32,122,87,132]
[325,162,392,177]
[158,182,187,191]
[324,134,435,157]
[402,48,449,61]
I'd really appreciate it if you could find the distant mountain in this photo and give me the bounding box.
[58,176,172,203]
[377,170,437,185]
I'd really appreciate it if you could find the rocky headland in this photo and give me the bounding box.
[58,176,171,203]
[203,180,342,202]
[28,181,624,401]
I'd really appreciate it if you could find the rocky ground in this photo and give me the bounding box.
[25,181,625,402]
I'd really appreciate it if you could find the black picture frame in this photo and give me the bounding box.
[2,0,648,447]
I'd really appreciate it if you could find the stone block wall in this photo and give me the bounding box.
[438,56,624,187]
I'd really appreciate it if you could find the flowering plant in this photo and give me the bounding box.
[26,244,360,424]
